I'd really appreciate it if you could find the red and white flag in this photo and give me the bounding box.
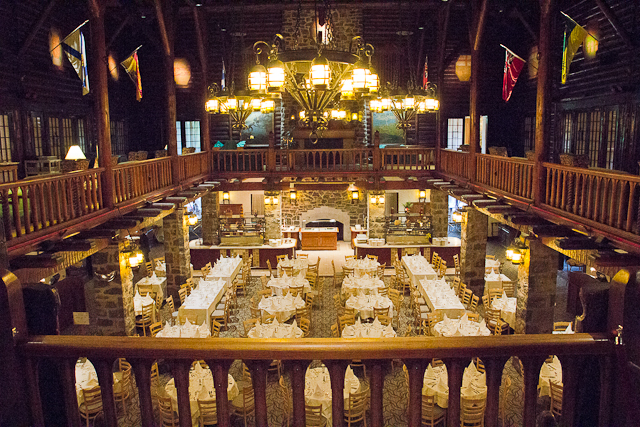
[502,45,525,102]
[422,55,429,87]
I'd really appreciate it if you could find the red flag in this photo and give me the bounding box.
[422,55,429,87]
[502,47,525,102]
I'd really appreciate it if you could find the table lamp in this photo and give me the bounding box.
[65,145,86,160]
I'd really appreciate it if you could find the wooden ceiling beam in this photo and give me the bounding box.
[18,0,58,57]
[74,229,119,239]
[594,0,635,49]
[106,13,131,49]
[532,225,575,238]
[556,237,604,251]
[505,214,549,226]
[485,205,518,214]
[11,254,62,270]
[48,239,96,252]
[153,0,172,56]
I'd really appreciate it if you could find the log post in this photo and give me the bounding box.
[469,0,488,183]
[193,6,211,154]
[89,0,114,209]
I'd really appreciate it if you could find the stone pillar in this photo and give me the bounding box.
[460,209,487,294]
[515,238,558,334]
[163,206,192,302]
[430,189,448,238]
[264,192,282,240]
[86,241,135,336]
[368,192,385,239]
[202,191,220,245]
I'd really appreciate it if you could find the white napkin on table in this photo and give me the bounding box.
[85,378,99,388]
[289,326,297,338]
[425,364,435,379]
[502,291,508,300]
[194,362,204,375]
[565,324,573,333]
[150,272,157,280]
[443,315,452,328]
[435,376,448,393]
[291,319,297,329]
[313,383,324,398]
[467,360,478,376]
[198,322,210,338]
[372,317,381,329]
[540,363,551,378]
[383,324,394,336]
[460,313,468,324]
[184,318,192,327]
[294,295,304,306]
[135,289,141,299]
[273,318,280,327]
[346,366,356,381]
[355,317,361,327]
[452,325,462,336]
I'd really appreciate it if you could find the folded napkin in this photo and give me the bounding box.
[442,315,452,328]
[452,325,462,336]
[540,363,551,378]
[312,383,324,398]
[273,318,280,327]
[150,272,157,280]
[282,272,289,278]
[289,326,297,338]
[460,313,468,324]
[462,383,476,397]
[285,293,294,303]
[467,360,478,376]
[502,291,508,300]
[184,318,192,327]
[384,323,394,336]
[565,324,573,333]
[372,317,381,329]
[198,322,210,338]
[135,289,141,299]
[346,366,356,381]
[426,364,436,379]
[435,376,448,393]
[355,317,362,326]
[85,378,99,388]
[294,295,304,306]
[194,362,204,375]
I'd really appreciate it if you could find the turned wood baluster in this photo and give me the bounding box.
[94,358,118,427]
[59,358,81,427]
[11,187,21,237]
[444,359,463,427]
[245,360,270,427]
[45,182,55,224]
[23,187,32,234]
[25,358,44,427]
[206,360,232,427]
[594,177,603,223]
[616,181,626,229]
[405,359,427,427]
[558,355,579,427]
[1,190,11,240]
[173,360,193,427]
[608,179,617,226]
[484,357,507,427]
[626,183,637,232]
[131,359,155,427]
[367,360,385,427]
[324,359,350,427]
[79,177,88,216]
[521,356,545,427]
[290,360,311,427]
[37,183,46,229]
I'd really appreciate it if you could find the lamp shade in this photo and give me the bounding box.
[455,55,472,81]
[65,145,86,160]
[248,64,268,92]
[310,55,330,88]
[205,98,220,113]
[267,58,285,92]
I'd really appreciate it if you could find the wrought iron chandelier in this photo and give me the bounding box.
[205,83,274,130]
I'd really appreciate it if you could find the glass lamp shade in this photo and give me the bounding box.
[352,190,359,200]
[187,213,198,226]
[505,246,515,261]
[370,195,377,204]
[250,98,262,111]
[331,109,340,119]
[369,99,381,113]
[403,97,416,110]
[341,79,355,100]
[136,251,144,263]
[129,254,140,268]
[310,55,331,88]
[351,59,369,91]
[65,145,86,160]
[222,191,230,200]
[381,98,392,111]
[455,55,472,81]
[425,98,439,111]
[419,190,426,199]
[267,59,285,91]
[510,249,523,264]
[248,64,268,92]
[378,195,385,204]
[417,101,427,113]
[225,98,238,111]
[264,196,271,205]
[366,71,379,93]
[205,98,220,113]
[451,210,463,223]
[260,99,275,113]
[272,196,279,205]
[351,112,359,121]
[290,190,297,200]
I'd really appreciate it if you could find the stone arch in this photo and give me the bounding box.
[300,206,352,241]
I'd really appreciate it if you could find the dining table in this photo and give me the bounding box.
[258,294,306,322]
[419,279,466,318]
[75,358,121,406]
[341,274,385,297]
[538,356,563,397]
[422,360,487,409]
[267,274,310,296]
[483,271,512,293]
[432,314,491,337]
[136,272,166,301]
[345,294,394,319]
[164,362,239,426]
[178,279,227,328]
[305,365,360,427]
[402,255,439,287]
[133,290,156,322]
[341,317,396,338]
[344,258,379,276]
[491,293,518,327]
[204,256,243,286]
[155,319,211,338]
[277,257,308,277]
[485,258,501,273]
[247,319,304,338]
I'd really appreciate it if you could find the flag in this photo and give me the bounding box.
[121,50,142,101]
[221,59,226,90]
[502,46,525,102]
[422,55,429,87]
[561,13,588,84]
[62,28,89,95]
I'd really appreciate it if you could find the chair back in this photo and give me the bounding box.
[277,254,287,262]
[549,381,563,417]
[553,321,572,331]
[377,314,392,327]
[243,319,259,337]
[80,385,103,414]
[305,403,326,426]
[421,393,445,425]
[460,396,486,426]
[331,323,340,337]
[366,254,378,261]
[344,388,369,425]
[197,398,218,425]
[149,322,162,337]
[165,295,175,312]
[373,306,390,317]
[178,288,188,305]
[267,259,275,278]
[211,320,222,337]
[299,317,311,337]
[141,303,155,320]
[279,376,292,427]
[158,395,179,426]
[297,253,309,259]
[261,275,269,290]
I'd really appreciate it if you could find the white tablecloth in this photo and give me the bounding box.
[248,319,303,338]
[136,273,166,301]
[267,275,310,296]
[75,359,120,406]
[258,294,306,322]
[165,364,239,427]
[419,279,466,318]
[491,295,517,326]
[433,314,491,337]
[485,259,501,272]
[342,275,385,297]
[278,257,308,277]
[305,366,360,427]
[422,360,487,409]
[133,291,156,322]
[179,279,227,328]
[538,356,563,397]
[345,294,394,319]
[156,320,211,338]
[345,258,379,276]
[484,272,511,293]
[155,260,166,277]
[205,256,243,286]
[341,318,396,338]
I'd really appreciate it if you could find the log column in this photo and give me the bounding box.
[460,208,487,294]
[89,0,114,208]
[429,189,448,238]
[163,205,192,302]
[468,0,488,183]
[515,237,559,334]
[201,191,220,245]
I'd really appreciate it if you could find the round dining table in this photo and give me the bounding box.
[305,366,360,427]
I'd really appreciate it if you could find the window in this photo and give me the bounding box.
[176,121,182,155]
[48,117,61,158]
[562,114,572,153]
[0,114,12,162]
[605,109,617,169]
[447,118,464,150]
[77,119,86,153]
[61,118,74,158]
[110,120,127,155]
[574,112,588,156]
[523,116,535,152]
[31,115,43,157]
[185,121,201,152]
[587,110,602,167]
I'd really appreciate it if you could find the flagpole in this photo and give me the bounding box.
[560,11,599,40]
[123,45,143,61]
[49,20,90,53]
[499,44,526,62]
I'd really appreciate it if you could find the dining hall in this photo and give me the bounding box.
[0,0,639,426]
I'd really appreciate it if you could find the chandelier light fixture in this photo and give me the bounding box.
[205,83,274,130]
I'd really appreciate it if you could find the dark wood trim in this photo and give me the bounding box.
[593,0,635,49]
[17,0,58,57]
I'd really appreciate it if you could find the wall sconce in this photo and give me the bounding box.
[264,195,271,205]
[128,251,141,268]
[352,190,359,203]
[186,212,198,226]
[506,237,526,264]
[370,194,385,205]
[451,209,463,223]
[264,192,280,206]
[222,191,230,204]
[418,189,427,202]
[290,190,297,203]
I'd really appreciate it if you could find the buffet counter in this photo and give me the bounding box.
[189,239,296,269]
[354,237,461,266]
[300,227,339,250]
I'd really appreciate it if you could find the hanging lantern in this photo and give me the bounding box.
[225,97,238,111]
[250,98,262,111]
[451,210,463,223]
[187,213,198,226]
[425,97,439,111]
[136,251,144,263]
[366,70,379,93]
[260,99,275,113]
[205,98,220,113]
[310,54,331,88]
[351,58,369,92]
[381,98,392,111]
[403,97,415,110]
[341,79,355,100]
[248,64,268,92]
[417,101,427,113]
[266,58,286,92]
[455,55,472,82]
[264,196,271,205]
[505,244,515,261]
[510,249,523,264]
[129,252,140,268]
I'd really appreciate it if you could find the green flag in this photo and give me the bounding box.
[561,14,588,84]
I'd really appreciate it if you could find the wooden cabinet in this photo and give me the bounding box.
[300,229,338,250]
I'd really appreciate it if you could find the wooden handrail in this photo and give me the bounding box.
[22,333,613,427]
[476,154,534,200]
[112,157,173,204]
[439,149,471,180]
[177,151,210,182]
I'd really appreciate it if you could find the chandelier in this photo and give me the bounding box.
[247,34,378,132]
[370,82,439,129]
[205,84,275,130]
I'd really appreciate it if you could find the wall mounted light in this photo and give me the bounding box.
[128,251,141,268]
[451,209,463,223]
[264,195,272,205]
[369,193,385,205]
[418,189,427,202]
[352,190,359,202]
[186,212,198,226]
[290,190,297,203]
[222,191,230,204]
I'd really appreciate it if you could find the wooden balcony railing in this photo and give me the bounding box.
[439,149,471,180]
[112,157,173,204]
[283,148,373,173]
[22,333,613,427]
[543,163,640,235]
[178,151,211,182]
[476,154,534,201]
[0,168,104,243]
[381,148,434,171]
[211,149,267,174]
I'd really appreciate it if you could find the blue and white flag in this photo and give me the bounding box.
[62,28,90,95]
[221,59,226,90]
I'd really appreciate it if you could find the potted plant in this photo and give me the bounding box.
[403,201,412,214]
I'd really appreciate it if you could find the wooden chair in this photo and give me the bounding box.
[377,314,392,327]
[377,263,386,280]
[257,289,273,299]
[250,305,262,319]
[553,321,572,332]
[230,384,256,427]
[461,288,473,307]
[338,314,356,333]
[343,266,355,278]
[149,322,162,337]
[493,319,509,336]
[438,260,447,279]
[267,259,275,278]
[144,261,154,277]
[431,251,439,265]
[488,289,503,304]
[332,260,343,288]
[466,313,480,322]
[243,319,259,338]
[484,308,502,332]
[297,253,309,259]
[460,396,486,427]
[549,381,563,417]
[453,254,461,275]
[135,303,155,336]
[268,359,282,378]
[469,295,480,312]
[260,275,270,290]
[178,288,188,305]
[345,255,355,261]
[277,254,287,263]
[452,277,462,294]
[279,376,293,427]
[485,255,496,260]
[481,294,490,310]
[157,395,180,427]
[344,388,369,427]
[165,295,179,323]
[296,305,310,322]
[458,283,467,299]
[79,386,103,427]
[113,360,132,417]
[299,317,311,337]
[331,323,340,337]
[289,285,305,297]
[180,282,192,297]
[281,266,294,277]
[306,403,328,427]
[366,254,378,261]
[150,361,161,399]
[197,397,218,426]
[421,393,446,427]
[210,299,230,331]
[502,280,516,298]
[262,314,276,324]
[424,312,441,336]
[373,306,390,318]
[211,320,222,337]
[377,286,389,297]
[305,293,315,308]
